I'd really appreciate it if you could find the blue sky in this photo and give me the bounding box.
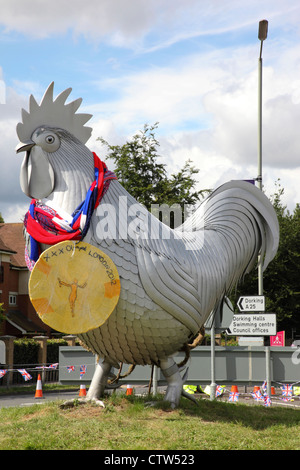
[0,0,300,222]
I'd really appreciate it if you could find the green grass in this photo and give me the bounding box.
[0,393,300,450]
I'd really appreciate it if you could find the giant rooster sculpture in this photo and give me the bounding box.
[16,83,279,408]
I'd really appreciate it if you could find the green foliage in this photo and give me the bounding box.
[13,338,39,366]
[12,338,72,366]
[98,123,209,227]
[0,212,4,223]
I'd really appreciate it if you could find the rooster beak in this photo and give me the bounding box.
[16,140,36,153]
[17,141,55,199]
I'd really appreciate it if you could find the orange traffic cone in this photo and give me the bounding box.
[79,384,87,397]
[35,374,44,399]
[126,384,133,396]
[231,385,238,393]
[271,386,276,395]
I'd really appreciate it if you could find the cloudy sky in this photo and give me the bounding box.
[0,0,300,222]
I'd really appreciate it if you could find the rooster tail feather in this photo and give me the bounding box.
[180,180,279,274]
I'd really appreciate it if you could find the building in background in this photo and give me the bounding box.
[0,223,52,337]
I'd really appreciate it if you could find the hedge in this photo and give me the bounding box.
[13,338,70,366]
[13,338,39,366]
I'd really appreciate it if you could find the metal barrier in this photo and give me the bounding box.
[58,345,300,388]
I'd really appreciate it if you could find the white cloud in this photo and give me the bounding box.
[0,0,300,221]
[0,0,299,50]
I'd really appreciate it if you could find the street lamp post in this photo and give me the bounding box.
[257,19,268,296]
[258,20,271,399]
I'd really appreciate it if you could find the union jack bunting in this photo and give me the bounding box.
[67,366,75,373]
[264,395,272,407]
[18,369,32,381]
[0,369,7,378]
[261,380,267,392]
[281,396,292,402]
[251,390,263,401]
[229,391,239,402]
[215,385,225,397]
[80,365,87,379]
[48,363,58,369]
[281,384,293,397]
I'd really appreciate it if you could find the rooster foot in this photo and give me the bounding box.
[160,357,198,409]
[60,397,105,409]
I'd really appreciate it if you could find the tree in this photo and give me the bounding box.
[0,213,4,223]
[98,123,209,227]
[231,181,300,339]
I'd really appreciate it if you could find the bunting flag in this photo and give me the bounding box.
[229,391,239,402]
[17,369,32,381]
[48,363,58,369]
[281,396,292,402]
[67,366,75,373]
[215,385,225,397]
[0,369,7,378]
[80,365,87,379]
[35,363,58,370]
[24,152,117,268]
[281,384,293,397]
[264,395,272,407]
[251,390,263,401]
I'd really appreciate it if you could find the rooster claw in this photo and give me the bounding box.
[59,397,105,409]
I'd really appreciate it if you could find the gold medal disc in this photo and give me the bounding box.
[29,241,120,334]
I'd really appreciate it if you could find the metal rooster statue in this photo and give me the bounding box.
[16,83,279,408]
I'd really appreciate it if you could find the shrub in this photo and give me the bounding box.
[13,338,39,366]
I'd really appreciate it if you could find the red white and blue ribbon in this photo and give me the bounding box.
[24,152,117,269]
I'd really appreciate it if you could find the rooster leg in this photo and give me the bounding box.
[160,357,195,409]
[86,359,112,402]
[60,359,112,409]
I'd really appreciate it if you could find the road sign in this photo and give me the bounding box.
[270,330,285,346]
[237,295,265,312]
[227,313,276,336]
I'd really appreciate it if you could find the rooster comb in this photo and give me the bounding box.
[16,81,93,144]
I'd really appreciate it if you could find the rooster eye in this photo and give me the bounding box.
[46,135,55,144]
[31,127,61,152]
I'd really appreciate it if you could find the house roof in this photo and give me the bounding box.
[5,310,47,334]
[0,223,26,268]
